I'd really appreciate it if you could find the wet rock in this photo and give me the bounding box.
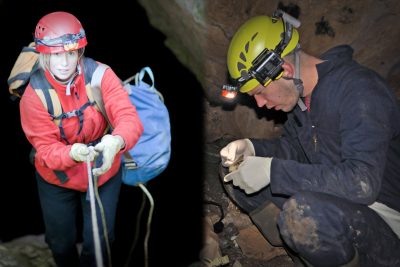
[0,235,55,267]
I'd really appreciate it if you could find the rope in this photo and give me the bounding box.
[123,183,155,267]
[86,142,156,267]
[123,190,147,267]
[138,183,154,267]
[94,171,112,267]
[86,157,103,267]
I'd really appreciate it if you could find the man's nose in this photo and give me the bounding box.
[254,94,267,108]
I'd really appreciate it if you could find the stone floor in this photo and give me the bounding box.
[0,235,55,267]
[200,138,295,267]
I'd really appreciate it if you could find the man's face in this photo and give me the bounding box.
[247,78,299,112]
[49,50,79,82]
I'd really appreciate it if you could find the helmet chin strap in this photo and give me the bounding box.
[283,48,307,111]
[294,50,307,111]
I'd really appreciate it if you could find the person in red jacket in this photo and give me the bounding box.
[19,11,143,267]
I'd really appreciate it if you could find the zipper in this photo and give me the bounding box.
[312,125,318,152]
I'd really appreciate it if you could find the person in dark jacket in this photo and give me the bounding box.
[220,10,400,267]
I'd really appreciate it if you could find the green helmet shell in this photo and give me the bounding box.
[227,15,299,93]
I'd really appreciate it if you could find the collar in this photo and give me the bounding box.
[44,63,83,95]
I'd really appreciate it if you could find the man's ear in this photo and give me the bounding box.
[282,62,295,79]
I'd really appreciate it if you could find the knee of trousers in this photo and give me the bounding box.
[277,191,356,266]
[277,192,321,251]
[46,234,77,254]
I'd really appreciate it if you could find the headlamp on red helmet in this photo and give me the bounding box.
[35,30,86,52]
[34,12,88,54]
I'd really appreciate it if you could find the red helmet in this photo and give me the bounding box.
[34,11,87,54]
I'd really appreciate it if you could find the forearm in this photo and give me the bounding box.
[270,158,382,205]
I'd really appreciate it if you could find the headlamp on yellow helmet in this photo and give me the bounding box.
[221,9,300,98]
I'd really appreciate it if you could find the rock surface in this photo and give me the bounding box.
[0,235,55,267]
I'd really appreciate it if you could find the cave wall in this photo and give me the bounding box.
[138,0,400,142]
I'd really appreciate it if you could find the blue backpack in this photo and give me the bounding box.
[91,65,171,186]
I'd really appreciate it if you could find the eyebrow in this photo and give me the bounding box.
[248,87,262,96]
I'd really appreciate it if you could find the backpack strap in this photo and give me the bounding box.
[90,63,113,129]
[134,66,155,90]
[90,63,135,165]
[30,69,63,125]
[132,66,164,103]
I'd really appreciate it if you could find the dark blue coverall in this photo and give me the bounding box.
[223,45,400,267]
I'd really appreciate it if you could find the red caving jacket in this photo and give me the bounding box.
[20,57,143,191]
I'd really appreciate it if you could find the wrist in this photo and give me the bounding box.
[114,135,125,150]
[244,138,256,156]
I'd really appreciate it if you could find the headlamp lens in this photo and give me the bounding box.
[221,84,239,99]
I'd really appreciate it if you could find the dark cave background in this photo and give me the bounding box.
[0,0,204,266]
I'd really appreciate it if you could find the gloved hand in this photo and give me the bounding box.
[69,143,97,162]
[220,139,255,167]
[92,134,125,176]
[224,156,272,194]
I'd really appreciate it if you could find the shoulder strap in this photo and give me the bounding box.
[30,70,63,126]
[90,63,113,129]
[90,63,133,162]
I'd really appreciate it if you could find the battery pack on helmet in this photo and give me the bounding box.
[250,48,284,86]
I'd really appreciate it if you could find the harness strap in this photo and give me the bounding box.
[51,101,95,144]
[53,170,69,184]
[31,58,102,144]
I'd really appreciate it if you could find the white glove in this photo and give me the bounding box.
[92,134,125,176]
[224,156,272,194]
[220,139,255,167]
[70,143,97,162]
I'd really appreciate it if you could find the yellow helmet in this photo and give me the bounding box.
[227,15,299,93]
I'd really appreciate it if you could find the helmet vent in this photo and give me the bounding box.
[239,52,246,62]
[36,26,45,35]
[251,32,258,41]
[237,62,246,71]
